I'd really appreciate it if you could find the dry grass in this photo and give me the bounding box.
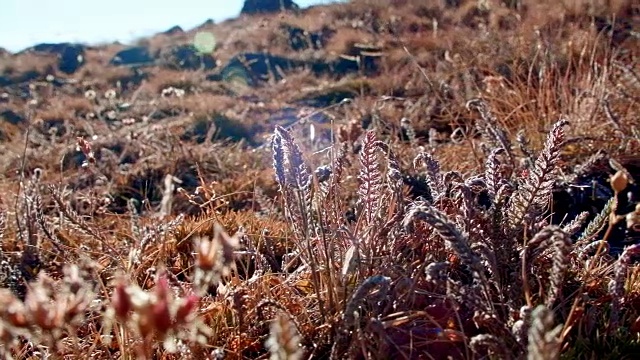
[1,0,639,359]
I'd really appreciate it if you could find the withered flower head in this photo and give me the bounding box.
[611,170,629,193]
[111,280,133,322]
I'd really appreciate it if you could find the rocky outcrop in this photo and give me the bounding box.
[331,43,383,77]
[281,24,335,51]
[240,0,299,15]
[58,45,86,74]
[0,70,42,87]
[199,19,215,27]
[302,43,384,79]
[0,76,11,87]
[23,43,86,74]
[110,46,156,66]
[0,110,25,141]
[162,25,184,35]
[207,45,383,88]
[110,45,217,71]
[111,68,149,91]
[294,80,372,108]
[159,44,216,70]
[207,52,305,86]
[0,110,24,125]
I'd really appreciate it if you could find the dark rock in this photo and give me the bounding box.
[27,43,69,53]
[58,45,85,74]
[148,108,183,121]
[160,44,216,71]
[0,110,25,125]
[605,182,640,256]
[315,165,332,183]
[0,70,42,87]
[112,68,149,91]
[295,81,371,107]
[0,75,11,87]
[38,118,67,139]
[162,25,184,35]
[281,24,335,51]
[403,174,434,202]
[297,87,354,107]
[308,58,372,78]
[551,157,640,257]
[308,43,382,79]
[24,43,86,74]
[107,168,164,214]
[344,208,357,223]
[200,19,215,27]
[594,16,637,45]
[207,52,306,86]
[609,162,640,255]
[282,24,309,51]
[207,48,381,89]
[552,174,614,230]
[333,43,383,76]
[240,0,299,15]
[181,113,255,145]
[321,56,363,77]
[109,47,156,66]
[444,0,463,7]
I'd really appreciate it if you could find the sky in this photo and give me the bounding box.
[0,0,344,52]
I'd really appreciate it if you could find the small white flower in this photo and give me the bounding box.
[174,88,185,98]
[104,89,117,99]
[161,87,175,97]
[84,90,96,100]
[161,87,186,98]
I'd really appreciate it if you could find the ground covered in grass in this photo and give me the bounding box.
[0,0,639,359]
